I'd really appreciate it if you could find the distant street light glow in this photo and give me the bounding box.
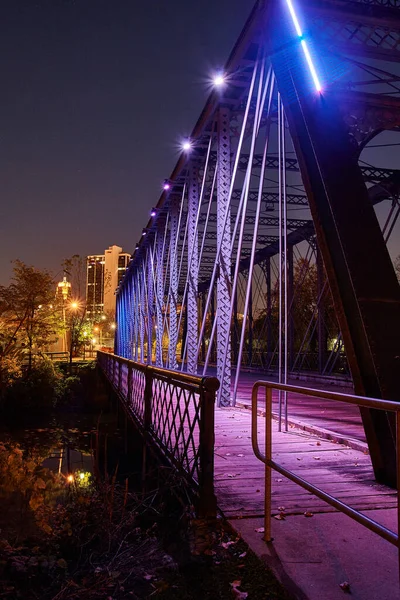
[182,140,192,151]
[163,181,171,191]
[284,0,322,93]
[150,208,157,217]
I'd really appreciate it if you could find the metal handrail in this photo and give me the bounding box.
[251,381,400,581]
[97,351,220,517]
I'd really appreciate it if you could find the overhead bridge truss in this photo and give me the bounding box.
[116,0,400,486]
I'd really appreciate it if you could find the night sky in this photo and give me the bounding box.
[0,0,250,284]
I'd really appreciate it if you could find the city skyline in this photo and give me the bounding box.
[0,0,251,284]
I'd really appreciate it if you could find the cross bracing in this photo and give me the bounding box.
[116,0,400,486]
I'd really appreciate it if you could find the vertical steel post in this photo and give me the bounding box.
[139,268,145,363]
[201,293,206,363]
[248,278,253,366]
[217,107,232,406]
[169,197,179,370]
[233,284,239,365]
[155,226,165,367]
[187,163,199,374]
[147,248,154,365]
[264,385,272,542]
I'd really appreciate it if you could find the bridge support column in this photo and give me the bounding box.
[147,249,154,364]
[187,163,199,374]
[217,107,232,406]
[169,197,179,370]
[132,272,139,361]
[155,225,165,367]
[139,267,146,363]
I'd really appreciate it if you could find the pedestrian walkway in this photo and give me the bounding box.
[213,407,398,599]
[233,370,366,446]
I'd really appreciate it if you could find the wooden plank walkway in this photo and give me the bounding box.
[213,407,396,520]
[233,371,366,443]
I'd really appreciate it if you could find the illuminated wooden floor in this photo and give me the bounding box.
[213,407,396,520]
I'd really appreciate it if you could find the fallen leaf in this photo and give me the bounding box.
[254,527,265,533]
[274,514,285,520]
[339,581,351,593]
[221,541,236,549]
[304,511,314,518]
[256,489,260,493]
[276,478,283,482]
[239,552,247,558]
[237,454,244,457]
[313,457,320,460]
[316,441,321,446]
[231,580,248,600]
[278,506,285,512]
[226,453,231,456]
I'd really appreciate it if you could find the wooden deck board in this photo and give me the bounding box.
[213,408,397,520]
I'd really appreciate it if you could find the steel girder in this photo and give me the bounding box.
[146,248,154,365]
[217,108,232,407]
[169,197,179,370]
[155,227,164,367]
[269,0,400,486]
[187,164,199,374]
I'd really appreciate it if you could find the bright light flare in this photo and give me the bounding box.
[213,73,225,87]
[67,474,74,483]
[182,140,192,151]
[284,0,322,93]
[163,181,171,191]
[150,208,157,217]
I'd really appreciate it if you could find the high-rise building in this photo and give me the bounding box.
[86,245,130,316]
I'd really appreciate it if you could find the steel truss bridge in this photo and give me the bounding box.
[114,0,400,486]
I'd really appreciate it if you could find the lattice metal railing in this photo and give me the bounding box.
[97,350,219,516]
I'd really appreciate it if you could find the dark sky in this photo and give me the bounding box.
[0,0,251,284]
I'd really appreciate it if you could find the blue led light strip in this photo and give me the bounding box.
[285,0,322,92]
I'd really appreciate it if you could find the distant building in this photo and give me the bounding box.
[56,275,72,302]
[86,245,130,317]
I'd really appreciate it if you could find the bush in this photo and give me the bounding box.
[4,358,62,412]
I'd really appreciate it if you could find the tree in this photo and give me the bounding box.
[0,261,60,391]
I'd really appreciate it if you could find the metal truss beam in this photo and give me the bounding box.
[169,197,179,370]
[217,107,232,407]
[187,163,199,374]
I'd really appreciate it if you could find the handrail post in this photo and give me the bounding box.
[264,385,273,542]
[118,359,122,393]
[198,376,219,518]
[127,363,133,407]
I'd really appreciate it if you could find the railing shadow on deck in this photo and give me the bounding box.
[97,351,220,517]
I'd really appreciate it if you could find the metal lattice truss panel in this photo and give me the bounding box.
[116,0,400,437]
